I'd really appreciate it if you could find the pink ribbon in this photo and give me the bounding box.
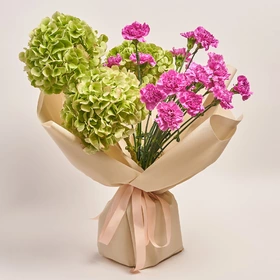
[97,184,172,273]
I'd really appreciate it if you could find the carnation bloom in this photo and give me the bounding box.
[187,62,212,88]
[212,83,233,109]
[182,72,196,89]
[233,75,253,101]
[140,84,167,110]
[181,26,218,51]
[155,102,184,131]
[104,54,122,67]
[178,91,205,116]
[180,31,194,39]
[207,52,230,83]
[130,53,156,66]
[170,47,187,57]
[157,70,187,95]
[122,21,150,42]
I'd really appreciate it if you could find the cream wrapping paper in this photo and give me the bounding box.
[37,65,242,270]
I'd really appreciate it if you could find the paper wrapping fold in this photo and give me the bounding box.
[36,65,242,270]
[37,100,241,193]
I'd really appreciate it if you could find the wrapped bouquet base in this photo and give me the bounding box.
[37,72,242,271]
[97,185,183,271]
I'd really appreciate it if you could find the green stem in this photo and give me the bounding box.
[185,47,199,71]
[140,111,152,168]
[143,111,151,149]
[134,42,142,85]
[134,41,143,162]
[178,50,190,73]
[203,90,210,97]
[124,137,138,164]
[131,125,136,145]
[144,127,163,168]
[136,122,142,161]
[145,121,157,148]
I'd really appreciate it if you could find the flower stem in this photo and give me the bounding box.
[203,91,210,97]
[185,47,199,71]
[143,111,151,148]
[124,137,139,164]
[135,42,142,85]
[131,125,136,145]
[178,51,190,73]
[134,40,143,162]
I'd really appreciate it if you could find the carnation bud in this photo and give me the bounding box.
[187,38,196,51]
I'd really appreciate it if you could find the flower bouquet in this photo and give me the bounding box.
[19,12,252,273]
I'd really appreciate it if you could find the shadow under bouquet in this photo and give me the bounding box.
[19,12,253,273]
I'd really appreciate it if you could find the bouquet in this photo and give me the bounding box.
[19,12,253,273]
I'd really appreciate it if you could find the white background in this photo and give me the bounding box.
[1,0,280,279]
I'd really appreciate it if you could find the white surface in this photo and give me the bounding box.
[1,0,280,279]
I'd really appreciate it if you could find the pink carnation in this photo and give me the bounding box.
[181,26,218,51]
[157,70,187,95]
[130,53,156,66]
[180,31,194,39]
[170,47,187,57]
[104,54,122,67]
[155,102,184,131]
[140,84,167,110]
[122,21,150,42]
[212,83,233,109]
[182,72,196,89]
[207,52,230,83]
[233,75,253,101]
[194,26,218,50]
[178,91,205,116]
[187,62,212,88]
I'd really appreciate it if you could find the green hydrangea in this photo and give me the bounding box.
[107,41,174,84]
[61,66,148,153]
[19,12,108,94]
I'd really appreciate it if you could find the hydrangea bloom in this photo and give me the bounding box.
[157,70,186,95]
[122,21,150,42]
[104,54,122,67]
[178,91,205,116]
[233,75,253,101]
[181,26,218,51]
[212,83,233,109]
[61,66,148,153]
[155,102,184,131]
[19,12,108,94]
[130,53,156,66]
[187,62,212,88]
[140,84,167,110]
[207,52,230,83]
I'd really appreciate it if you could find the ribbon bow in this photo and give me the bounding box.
[97,184,172,273]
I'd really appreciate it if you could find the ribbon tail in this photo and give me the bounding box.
[144,192,172,248]
[156,195,172,247]
[131,188,146,272]
[99,185,134,245]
